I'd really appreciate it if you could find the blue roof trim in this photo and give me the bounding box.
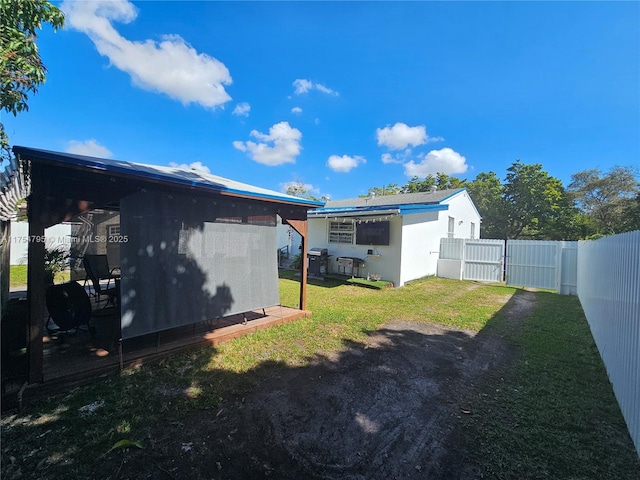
[309,203,447,216]
[398,204,448,215]
[13,146,324,208]
[438,189,464,202]
[308,206,389,215]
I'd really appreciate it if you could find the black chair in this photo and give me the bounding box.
[83,255,119,306]
[46,282,92,337]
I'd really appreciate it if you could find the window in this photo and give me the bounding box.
[108,225,120,236]
[329,221,354,244]
[448,216,455,238]
[470,222,476,239]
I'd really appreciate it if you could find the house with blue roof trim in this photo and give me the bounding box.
[306,188,481,287]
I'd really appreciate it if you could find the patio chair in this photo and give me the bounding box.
[46,282,92,338]
[83,256,119,308]
[83,255,120,302]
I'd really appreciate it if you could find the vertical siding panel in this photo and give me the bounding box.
[463,239,504,282]
[578,230,640,455]
[507,240,558,290]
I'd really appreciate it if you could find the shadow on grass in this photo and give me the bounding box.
[278,269,346,288]
[2,290,639,480]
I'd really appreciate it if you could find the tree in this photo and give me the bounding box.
[400,173,466,193]
[501,160,567,239]
[466,171,508,239]
[360,183,401,198]
[467,161,578,240]
[284,182,321,202]
[1,0,64,159]
[568,166,640,236]
[622,193,640,233]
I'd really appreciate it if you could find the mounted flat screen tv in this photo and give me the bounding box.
[356,221,390,246]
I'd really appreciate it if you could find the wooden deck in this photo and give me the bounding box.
[3,294,310,408]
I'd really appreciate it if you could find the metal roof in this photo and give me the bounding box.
[309,189,465,217]
[11,146,324,208]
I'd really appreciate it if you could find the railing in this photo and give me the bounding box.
[277,245,289,267]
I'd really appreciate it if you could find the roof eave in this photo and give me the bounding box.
[309,203,448,218]
[13,146,323,209]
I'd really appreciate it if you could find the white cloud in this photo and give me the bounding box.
[403,148,468,177]
[315,83,338,96]
[61,0,232,109]
[327,154,366,173]
[293,79,313,94]
[169,161,211,174]
[291,106,303,114]
[233,121,302,166]
[381,149,412,165]
[66,139,113,158]
[232,102,250,117]
[381,153,399,164]
[293,78,339,96]
[376,123,427,150]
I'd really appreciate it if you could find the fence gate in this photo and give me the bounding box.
[437,238,505,283]
[506,240,559,290]
[438,238,578,293]
[464,239,505,282]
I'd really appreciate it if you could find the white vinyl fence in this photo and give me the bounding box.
[577,230,640,455]
[437,238,504,283]
[437,232,640,454]
[506,240,578,294]
[438,238,578,294]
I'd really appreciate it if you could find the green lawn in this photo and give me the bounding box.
[1,273,638,479]
[9,265,70,288]
[462,292,640,479]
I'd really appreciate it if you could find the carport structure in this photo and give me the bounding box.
[0,146,321,386]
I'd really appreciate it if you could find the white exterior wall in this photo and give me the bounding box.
[399,191,482,286]
[306,190,482,287]
[441,190,482,240]
[307,216,404,286]
[398,212,442,286]
[9,221,72,265]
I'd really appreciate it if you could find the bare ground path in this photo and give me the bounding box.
[102,290,537,479]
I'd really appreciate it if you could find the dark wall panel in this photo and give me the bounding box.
[120,190,279,339]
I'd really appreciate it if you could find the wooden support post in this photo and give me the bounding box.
[27,196,45,383]
[284,219,308,311]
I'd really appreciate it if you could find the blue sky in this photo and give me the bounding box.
[3,1,639,200]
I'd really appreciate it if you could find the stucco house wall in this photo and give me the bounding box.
[307,215,403,282]
[441,190,481,240]
[398,190,481,286]
[398,211,442,286]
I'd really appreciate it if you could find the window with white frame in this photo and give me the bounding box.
[329,221,354,244]
[470,222,476,239]
[448,216,455,238]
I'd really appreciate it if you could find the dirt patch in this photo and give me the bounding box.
[95,292,536,479]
